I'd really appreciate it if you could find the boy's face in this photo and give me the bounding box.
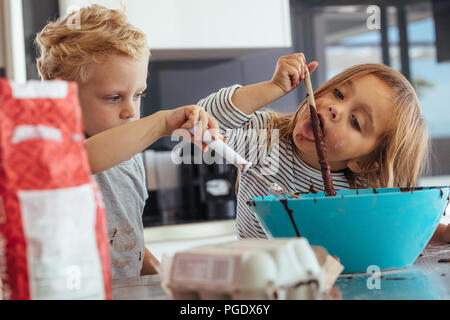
[292,74,394,172]
[78,54,149,137]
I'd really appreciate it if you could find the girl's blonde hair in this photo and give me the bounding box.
[265,63,430,189]
[35,4,150,82]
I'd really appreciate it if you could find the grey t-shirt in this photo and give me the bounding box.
[93,153,148,279]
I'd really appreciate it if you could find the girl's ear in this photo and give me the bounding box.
[347,159,379,173]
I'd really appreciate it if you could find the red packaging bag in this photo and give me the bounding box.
[0,79,111,300]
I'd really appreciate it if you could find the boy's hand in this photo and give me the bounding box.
[271,53,319,93]
[442,224,450,243]
[162,105,223,151]
[429,223,450,244]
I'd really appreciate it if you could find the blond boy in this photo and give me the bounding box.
[35,4,220,278]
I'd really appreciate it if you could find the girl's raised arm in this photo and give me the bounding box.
[231,53,319,115]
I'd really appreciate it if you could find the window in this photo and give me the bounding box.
[323,5,384,79]
[317,2,450,177]
[406,3,450,139]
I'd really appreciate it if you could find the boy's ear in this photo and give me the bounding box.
[347,159,379,173]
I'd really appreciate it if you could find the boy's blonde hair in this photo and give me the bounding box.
[36,4,150,82]
[265,63,429,189]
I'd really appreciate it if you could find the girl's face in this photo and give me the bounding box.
[292,74,395,172]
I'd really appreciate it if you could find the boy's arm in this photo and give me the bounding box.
[231,53,319,115]
[141,247,160,275]
[85,105,221,174]
[428,223,450,244]
[85,111,165,175]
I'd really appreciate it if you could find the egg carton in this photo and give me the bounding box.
[160,238,343,300]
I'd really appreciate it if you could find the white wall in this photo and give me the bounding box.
[59,0,292,60]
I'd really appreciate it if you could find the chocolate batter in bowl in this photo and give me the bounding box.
[248,187,449,272]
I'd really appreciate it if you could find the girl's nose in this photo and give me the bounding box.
[120,102,137,120]
[328,106,338,121]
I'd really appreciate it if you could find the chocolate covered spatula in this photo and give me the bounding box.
[304,69,337,196]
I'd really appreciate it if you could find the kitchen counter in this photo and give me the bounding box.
[143,219,237,264]
[112,274,169,300]
[144,220,235,243]
[112,242,449,300]
[336,242,450,300]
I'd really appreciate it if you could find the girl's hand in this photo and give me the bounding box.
[271,53,319,93]
[162,105,223,151]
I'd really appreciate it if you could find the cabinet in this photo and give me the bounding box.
[59,0,292,60]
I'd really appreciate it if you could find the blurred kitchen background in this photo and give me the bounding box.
[1,0,449,228]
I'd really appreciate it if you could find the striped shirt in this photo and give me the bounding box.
[197,85,351,239]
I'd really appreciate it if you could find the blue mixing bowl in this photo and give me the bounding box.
[248,187,449,273]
